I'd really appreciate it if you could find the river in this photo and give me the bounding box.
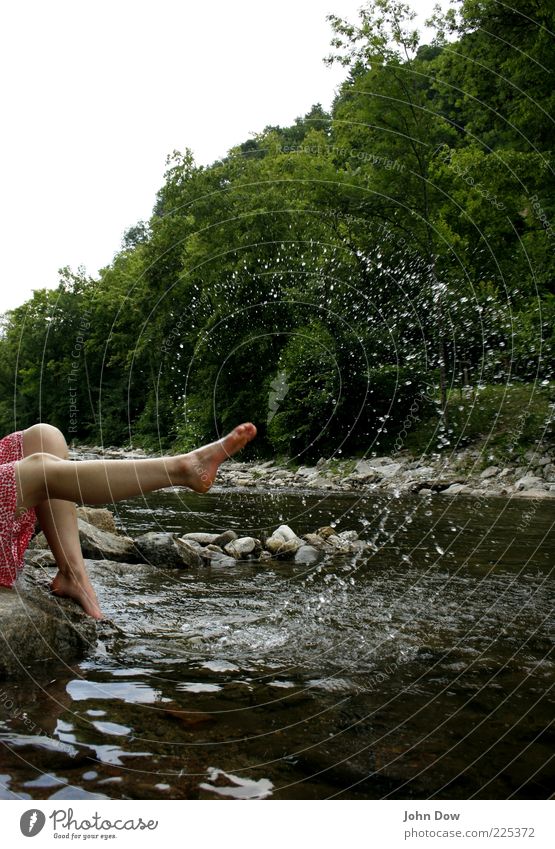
[0,488,553,799]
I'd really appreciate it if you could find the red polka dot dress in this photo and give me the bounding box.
[0,431,37,587]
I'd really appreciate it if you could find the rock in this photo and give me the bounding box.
[272,524,299,543]
[77,519,137,562]
[294,545,322,565]
[537,456,551,466]
[302,533,330,550]
[180,533,220,546]
[405,466,436,478]
[326,535,358,553]
[377,463,403,479]
[440,484,472,496]
[264,524,304,557]
[418,488,433,496]
[512,489,555,499]
[542,463,555,482]
[337,530,359,542]
[75,507,117,534]
[29,531,48,549]
[515,476,546,492]
[24,548,56,568]
[0,572,97,679]
[317,526,337,539]
[133,532,202,569]
[224,537,262,559]
[205,544,224,553]
[295,466,319,478]
[212,530,238,548]
[199,549,237,567]
[480,466,499,479]
[265,538,301,557]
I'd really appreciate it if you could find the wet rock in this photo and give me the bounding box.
[302,533,330,550]
[134,532,202,569]
[224,537,262,559]
[264,525,304,557]
[212,530,238,548]
[199,549,237,567]
[76,507,118,534]
[337,530,359,542]
[294,545,322,565]
[77,519,137,562]
[180,532,220,546]
[317,526,337,539]
[0,572,97,679]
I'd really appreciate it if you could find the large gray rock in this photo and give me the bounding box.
[77,519,137,562]
[133,532,202,569]
[0,573,97,679]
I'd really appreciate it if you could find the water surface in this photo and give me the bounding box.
[1,488,553,800]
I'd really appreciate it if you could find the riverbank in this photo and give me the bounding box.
[71,444,555,500]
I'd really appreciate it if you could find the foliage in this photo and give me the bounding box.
[1,0,553,457]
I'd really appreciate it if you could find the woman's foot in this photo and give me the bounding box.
[51,569,104,620]
[180,422,257,493]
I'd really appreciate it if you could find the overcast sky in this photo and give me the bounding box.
[0,0,436,314]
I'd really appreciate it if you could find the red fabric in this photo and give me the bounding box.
[0,431,37,587]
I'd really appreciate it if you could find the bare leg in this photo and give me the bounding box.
[16,422,257,618]
[22,424,103,619]
[17,423,257,509]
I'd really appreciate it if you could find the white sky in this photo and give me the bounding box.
[0,0,437,314]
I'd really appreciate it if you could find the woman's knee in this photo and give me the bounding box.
[16,452,62,508]
[23,424,68,459]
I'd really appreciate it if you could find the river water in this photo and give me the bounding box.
[1,488,553,800]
